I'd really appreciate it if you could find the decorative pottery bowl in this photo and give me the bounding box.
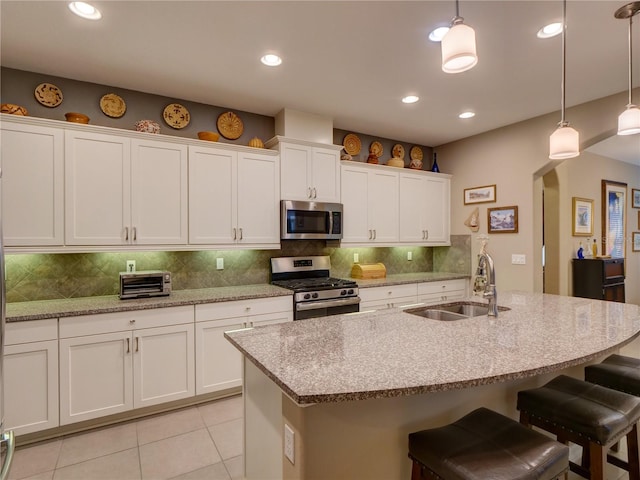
[197,131,220,142]
[65,112,90,124]
[386,157,405,168]
[1,103,28,116]
[248,137,264,148]
[135,120,160,134]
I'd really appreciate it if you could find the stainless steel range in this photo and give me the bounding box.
[271,256,360,320]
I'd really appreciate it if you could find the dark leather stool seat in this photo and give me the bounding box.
[517,374,640,480]
[585,354,640,396]
[408,407,569,480]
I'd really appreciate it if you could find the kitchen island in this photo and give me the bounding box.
[225,291,640,479]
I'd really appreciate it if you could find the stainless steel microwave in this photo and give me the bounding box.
[281,200,343,240]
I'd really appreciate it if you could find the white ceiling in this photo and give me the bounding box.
[1,0,639,151]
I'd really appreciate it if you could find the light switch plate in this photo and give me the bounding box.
[511,254,526,265]
[407,251,412,261]
[353,253,359,263]
[284,424,295,464]
[216,258,224,270]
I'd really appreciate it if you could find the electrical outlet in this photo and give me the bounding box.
[353,253,359,263]
[407,251,413,261]
[284,424,295,464]
[511,254,526,265]
[216,258,224,270]
[126,260,136,272]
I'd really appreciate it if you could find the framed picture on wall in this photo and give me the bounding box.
[602,180,627,258]
[572,197,593,236]
[488,206,518,233]
[464,184,496,205]
[633,232,640,252]
[633,189,640,208]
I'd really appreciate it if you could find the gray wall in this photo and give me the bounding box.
[1,67,275,145]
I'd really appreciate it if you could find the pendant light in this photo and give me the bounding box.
[441,0,477,74]
[615,2,640,136]
[549,0,580,160]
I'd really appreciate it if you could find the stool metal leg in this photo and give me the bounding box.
[627,424,640,480]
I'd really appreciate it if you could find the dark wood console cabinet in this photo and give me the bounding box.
[572,258,625,303]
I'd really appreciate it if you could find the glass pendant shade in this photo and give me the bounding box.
[618,105,640,135]
[549,124,580,159]
[441,22,478,73]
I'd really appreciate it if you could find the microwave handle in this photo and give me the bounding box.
[328,210,334,235]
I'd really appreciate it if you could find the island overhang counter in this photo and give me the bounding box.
[225,292,640,479]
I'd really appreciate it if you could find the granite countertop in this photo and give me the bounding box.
[6,284,292,322]
[354,272,468,288]
[225,291,640,405]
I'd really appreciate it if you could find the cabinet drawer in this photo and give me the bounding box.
[417,279,467,296]
[359,284,418,303]
[60,306,194,338]
[195,296,292,322]
[6,318,58,345]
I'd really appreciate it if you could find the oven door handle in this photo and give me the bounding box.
[296,297,361,311]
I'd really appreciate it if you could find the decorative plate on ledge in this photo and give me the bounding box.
[163,103,190,129]
[100,93,126,118]
[343,133,361,155]
[217,111,244,139]
[369,141,383,158]
[34,83,63,108]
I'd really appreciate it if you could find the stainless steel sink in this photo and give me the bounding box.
[405,302,510,321]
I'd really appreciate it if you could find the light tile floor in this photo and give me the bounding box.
[8,392,635,480]
[8,395,243,480]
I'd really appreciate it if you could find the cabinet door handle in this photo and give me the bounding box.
[133,227,137,241]
[239,227,243,240]
[308,187,312,198]
[233,227,237,240]
[425,230,428,240]
[126,337,130,353]
[124,227,129,241]
[136,337,139,352]
[312,187,317,198]
[373,229,377,240]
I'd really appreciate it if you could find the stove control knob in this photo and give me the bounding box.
[312,293,319,299]
[347,289,354,295]
[304,293,311,300]
[340,290,347,296]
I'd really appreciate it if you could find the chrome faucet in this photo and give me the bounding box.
[477,252,498,317]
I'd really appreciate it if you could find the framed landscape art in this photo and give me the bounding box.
[464,185,496,205]
[572,197,593,236]
[488,206,518,233]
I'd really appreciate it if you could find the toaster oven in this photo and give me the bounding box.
[119,271,172,299]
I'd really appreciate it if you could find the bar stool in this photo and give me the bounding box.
[585,354,640,396]
[408,407,569,480]
[517,374,640,480]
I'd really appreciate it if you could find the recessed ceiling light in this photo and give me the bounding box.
[537,22,562,39]
[68,2,102,20]
[402,95,420,104]
[459,111,475,119]
[260,54,282,67]
[429,26,450,42]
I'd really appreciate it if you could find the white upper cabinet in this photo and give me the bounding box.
[399,171,451,245]
[130,139,188,244]
[1,120,64,246]
[267,137,341,203]
[340,162,399,245]
[189,145,280,248]
[65,131,188,246]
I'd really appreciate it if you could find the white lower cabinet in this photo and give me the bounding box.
[4,319,59,435]
[59,306,194,425]
[195,297,292,395]
[359,284,418,310]
[417,279,468,304]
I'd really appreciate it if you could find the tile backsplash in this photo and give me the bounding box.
[6,236,470,303]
